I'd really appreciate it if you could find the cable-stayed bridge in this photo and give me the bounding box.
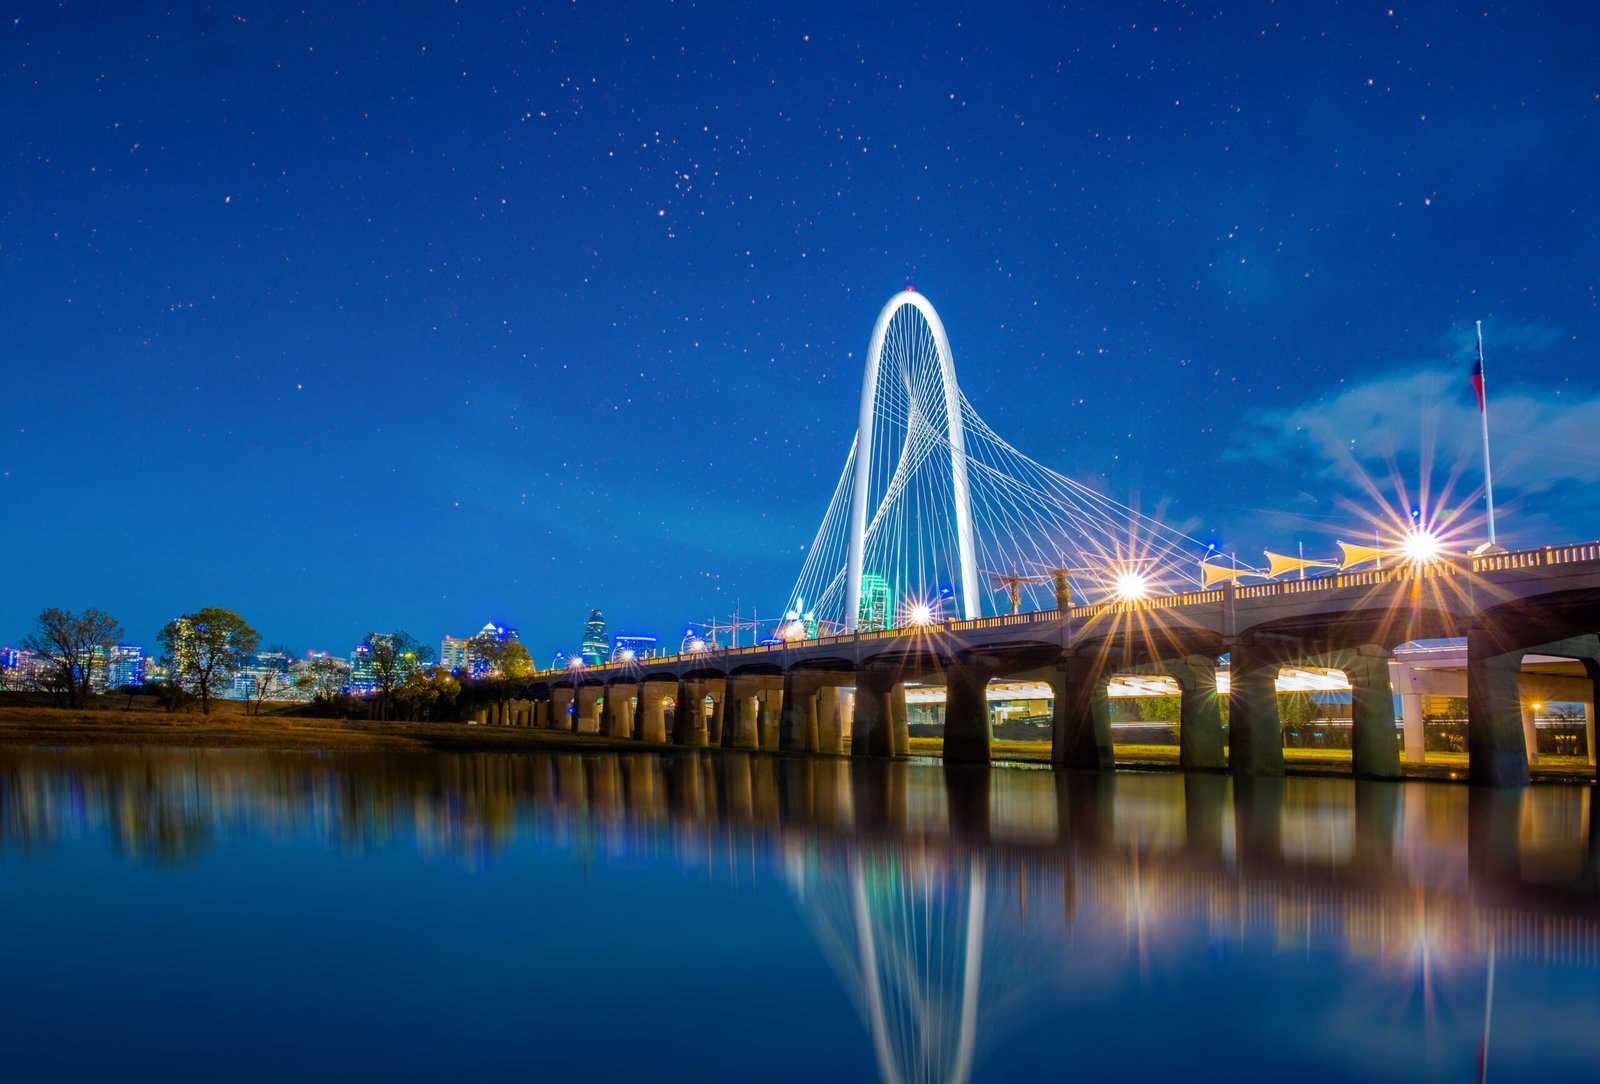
[785,288,1203,634]
[495,290,1600,789]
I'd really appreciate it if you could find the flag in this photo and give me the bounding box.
[1471,342,1486,413]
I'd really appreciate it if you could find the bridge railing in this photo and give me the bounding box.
[520,541,1600,678]
[1472,541,1600,572]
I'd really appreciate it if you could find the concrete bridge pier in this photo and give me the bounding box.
[721,676,763,749]
[1169,655,1225,770]
[549,687,575,731]
[637,680,674,743]
[674,679,710,746]
[1051,654,1112,770]
[532,699,550,728]
[851,671,908,758]
[1396,688,1426,765]
[601,686,634,739]
[757,688,783,750]
[705,680,726,746]
[1467,626,1532,787]
[575,686,603,734]
[945,654,1004,765]
[815,684,847,754]
[780,671,824,752]
[1227,639,1285,776]
[1314,646,1401,780]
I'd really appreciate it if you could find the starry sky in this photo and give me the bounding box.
[4,2,1599,660]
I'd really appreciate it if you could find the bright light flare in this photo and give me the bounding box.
[1400,527,1443,565]
[907,602,934,625]
[1113,571,1150,601]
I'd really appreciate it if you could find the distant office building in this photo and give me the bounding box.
[858,573,893,631]
[440,635,471,673]
[477,622,517,642]
[107,644,145,689]
[610,634,657,662]
[581,610,608,666]
[230,650,291,700]
[349,643,376,693]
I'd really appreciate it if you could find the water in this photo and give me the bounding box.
[1,746,1596,1083]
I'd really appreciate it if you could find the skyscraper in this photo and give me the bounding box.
[858,574,893,631]
[580,609,608,666]
[440,635,470,673]
[610,634,657,662]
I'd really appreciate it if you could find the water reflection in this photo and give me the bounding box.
[1,746,1596,1081]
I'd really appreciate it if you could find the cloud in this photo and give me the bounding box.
[1223,365,1600,543]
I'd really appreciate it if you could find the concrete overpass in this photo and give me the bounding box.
[489,541,1600,787]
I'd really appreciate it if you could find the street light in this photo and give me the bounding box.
[1114,570,1150,601]
[1401,526,1444,566]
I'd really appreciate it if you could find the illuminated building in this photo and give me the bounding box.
[858,573,893,631]
[440,635,470,673]
[230,650,291,700]
[476,622,517,642]
[349,644,376,693]
[610,634,657,662]
[107,644,145,689]
[581,610,608,666]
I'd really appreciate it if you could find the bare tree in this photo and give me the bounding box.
[243,644,295,716]
[21,607,123,709]
[365,631,432,721]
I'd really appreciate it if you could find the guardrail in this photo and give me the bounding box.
[522,541,1600,678]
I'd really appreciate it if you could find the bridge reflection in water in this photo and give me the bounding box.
[1,748,1596,1080]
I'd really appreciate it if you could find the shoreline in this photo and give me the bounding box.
[0,707,1592,783]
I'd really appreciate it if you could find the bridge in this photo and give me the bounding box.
[497,291,1600,788]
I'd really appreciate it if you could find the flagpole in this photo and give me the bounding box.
[1477,321,1499,548]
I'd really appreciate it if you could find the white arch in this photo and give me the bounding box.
[845,289,982,628]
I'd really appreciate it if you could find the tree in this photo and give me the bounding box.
[21,607,123,708]
[158,608,260,715]
[294,656,350,704]
[395,665,461,722]
[365,631,432,720]
[469,632,534,679]
[148,678,196,714]
[243,644,295,716]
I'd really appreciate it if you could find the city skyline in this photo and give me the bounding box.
[6,4,1600,655]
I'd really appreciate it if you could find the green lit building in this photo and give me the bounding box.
[858,574,893,631]
[580,609,609,666]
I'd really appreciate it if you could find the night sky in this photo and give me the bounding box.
[5,2,1599,661]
